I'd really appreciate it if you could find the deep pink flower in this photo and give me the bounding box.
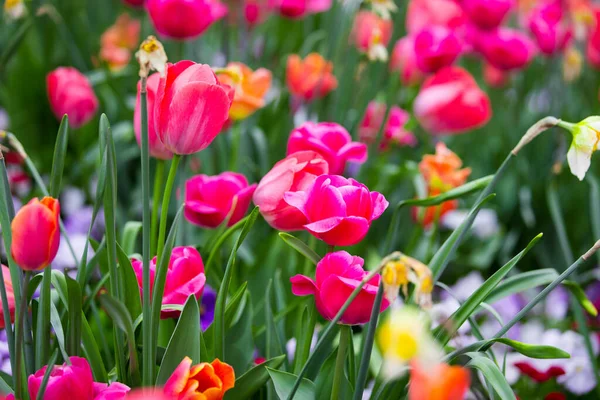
[414,26,462,73]
[132,246,206,318]
[27,357,94,400]
[514,361,565,383]
[146,0,228,40]
[463,0,514,30]
[290,251,390,325]
[46,67,99,129]
[284,175,388,246]
[359,102,417,149]
[271,0,332,18]
[528,0,572,55]
[390,36,424,85]
[406,0,466,34]
[123,0,145,6]
[350,11,393,56]
[413,66,491,135]
[474,28,536,71]
[185,172,256,228]
[253,151,329,231]
[244,0,271,25]
[287,122,367,175]
[154,61,234,155]
[93,382,131,400]
[134,73,173,160]
[587,8,600,68]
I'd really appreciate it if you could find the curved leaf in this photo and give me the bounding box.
[224,355,286,400]
[278,233,321,265]
[466,353,516,400]
[267,368,316,400]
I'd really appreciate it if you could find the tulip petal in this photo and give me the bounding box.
[164,357,193,396]
[290,275,318,296]
[305,216,370,246]
[320,275,379,325]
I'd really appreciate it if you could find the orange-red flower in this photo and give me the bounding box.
[216,62,272,121]
[164,357,235,400]
[11,197,60,271]
[414,143,471,226]
[100,13,141,70]
[286,53,338,102]
[408,361,470,400]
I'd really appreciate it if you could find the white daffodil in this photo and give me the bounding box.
[4,0,26,20]
[136,36,168,78]
[563,117,600,181]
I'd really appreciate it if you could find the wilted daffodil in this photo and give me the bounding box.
[4,0,26,20]
[381,252,433,308]
[558,117,600,181]
[136,35,168,78]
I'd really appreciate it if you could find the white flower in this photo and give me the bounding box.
[564,116,600,180]
[4,0,26,20]
[136,36,168,78]
[367,0,397,20]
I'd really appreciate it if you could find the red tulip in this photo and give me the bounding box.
[253,151,329,231]
[27,357,94,400]
[244,0,271,26]
[146,0,228,40]
[185,172,256,228]
[390,36,424,85]
[414,26,462,73]
[463,0,514,30]
[474,28,536,71]
[134,73,173,160]
[413,66,491,135]
[93,382,131,400]
[46,67,99,129]
[406,0,466,34]
[11,197,60,271]
[527,0,572,55]
[154,61,234,155]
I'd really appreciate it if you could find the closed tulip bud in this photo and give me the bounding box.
[463,0,514,30]
[414,26,463,73]
[146,0,228,40]
[154,61,234,155]
[215,63,272,121]
[46,67,99,129]
[26,357,94,399]
[286,53,338,102]
[11,197,60,271]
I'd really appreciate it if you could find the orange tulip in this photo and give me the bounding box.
[286,53,338,102]
[11,197,60,271]
[164,357,235,400]
[0,266,15,329]
[409,361,470,400]
[216,62,272,121]
[100,14,141,70]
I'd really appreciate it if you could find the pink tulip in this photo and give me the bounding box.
[125,390,171,400]
[290,251,390,325]
[474,28,536,71]
[146,0,228,40]
[350,11,393,54]
[244,0,271,26]
[359,102,417,149]
[414,26,462,73]
[463,0,514,30]
[271,0,332,18]
[185,172,256,228]
[93,382,131,400]
[46,67,99,129]
[253,151,329,231]
[406,0,466,34]
[588,9,600,68]
[390,36,424,85]
[413,66,491,135]
[27,357,94,400]
[483,62,510,87]
[154,61,234,155]
[287,122,367,175]
[132,246,206,318]
[134,73,173,160]
[527,0,572,55]
[284,175,388,246]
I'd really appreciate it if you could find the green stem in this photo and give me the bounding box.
[229,124,242,171]
[331,326,350,400]
[15,271,31,400]
[293,300,317,374]
[157,154,181,260]
[150,160,165,258]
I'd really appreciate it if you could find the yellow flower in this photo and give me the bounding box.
[381,253,433,308]
[563,46,582,83]
[558,117,600,180]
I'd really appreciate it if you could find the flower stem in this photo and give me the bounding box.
[331,325,350,400]
[150,160,165,257]
[156,154,181,261]
[15,270,31,400]
[229,124,242,171]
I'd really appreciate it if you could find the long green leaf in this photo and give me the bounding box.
[36,349,58,400]
[588,174,600,264]
[224,355,286,400]
[268,368,316,400]
[278,233,321,265]
[81,314,108,382]
[399,175,493,208]
[49,302,69,361]
[466,353,516,400]
[156,296,201,385]
[116,243,142,321]
[122,221,143,256]
[485,269,559,305]
[563,280,598,317]
[66,275,82,357]
[446,337,570,362]
[49,115,69,197]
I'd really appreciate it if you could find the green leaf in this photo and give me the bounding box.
[116,243,142,322]
[265,281,284,363]
[204,213,254,272]
[156,296,201,385]
[563,280,598,317]
[588,174,600,264]
[446,337,570,362]
[223,291,255,374]
[122,221,143,256]
[66,275,82,357]
[36,349,58,400]
[485,269,559,305]
[267,368,316,400]
[49,115,69,197]
[278,233,321,265]
[49,302,69,361]
[224,355,286,400]
[435,234,542,345]
[36,268,52,369]
[81,314,108,382]
[398,175,493,208]
[466,353,516,400]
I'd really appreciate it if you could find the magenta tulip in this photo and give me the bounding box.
[527,0,571,56]
[413,66,491,135]
[359,102,417,149]
[134,73,173,160]
[406,0,466,34]
[286,122,367,175]
[93,382,131,400]
[284,175,388,246]
[474,28,536,71]
[154,61,234,155]
[185,172,256,228]
[414,26,462,73]
[26,357,94,400]
[253,151,329,231]
[390,36,424,85]
[46,67,99,129]
[463,0,514,30]
[290,251,390,325]
[146,0,227,40]
[132,246,206,318]
[272,0,332,18]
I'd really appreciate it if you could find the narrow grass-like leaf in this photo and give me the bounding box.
[156,296,201,385]
[66,276,82,357]
[205,281,248,342]
[82,314,108,382]
[485,269,559,305]
[224,355,286,400]
[49,302,69,361]
[278,233,321,265]
[563,280,598,316]
[35,268,51,369]
[466,353,516,400]
[35,349,58,400]
[204,214,252,271]
[268,368,316,400]
[588,174,600,264]
[116,243,142,321]
[122,221,143,256]
[49,115,69,197]
[399,175,493,208]
[446,337,570,362]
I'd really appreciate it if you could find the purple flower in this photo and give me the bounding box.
[200,285,216,331]
[0,329,11,375]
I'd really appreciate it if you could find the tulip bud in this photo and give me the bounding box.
[11,197,60,271]
[46,67,99,129]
